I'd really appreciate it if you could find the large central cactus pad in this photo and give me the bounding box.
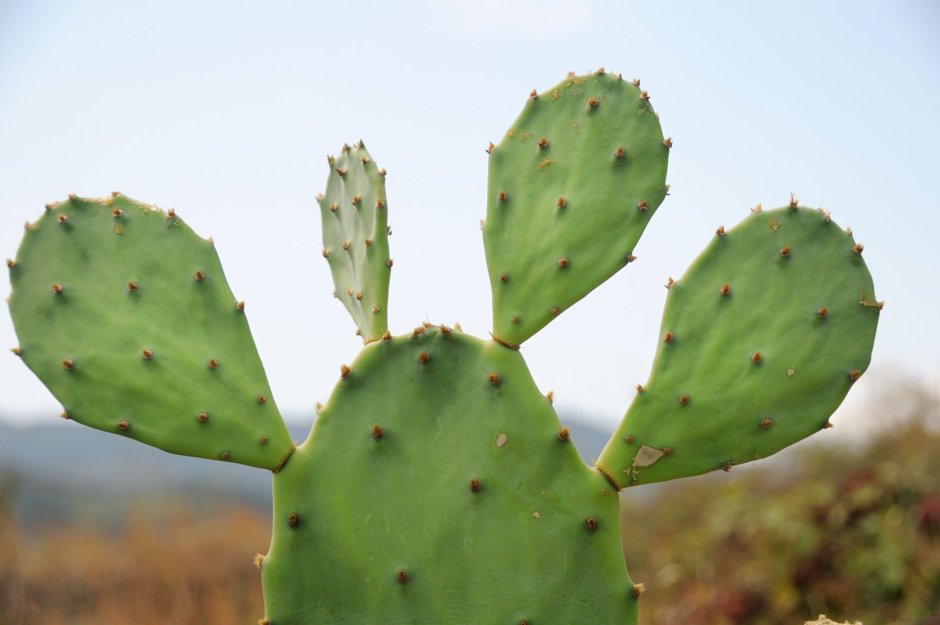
[261,328,636,624]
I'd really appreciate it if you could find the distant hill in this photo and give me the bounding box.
[0,412,611,529]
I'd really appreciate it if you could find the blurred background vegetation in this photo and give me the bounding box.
[620,377,940,625]
[0,378,937,625]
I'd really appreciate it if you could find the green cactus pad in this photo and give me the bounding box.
[319,142,391,342]
[595,206,880,488]
[483,71,670,346]
[7,194,293,471]
[261,328,638,624]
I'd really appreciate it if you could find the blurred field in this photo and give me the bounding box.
[0,383,937,625]
[620,390,940,625]
[0,504,268,625]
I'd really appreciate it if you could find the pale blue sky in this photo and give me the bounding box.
[1,0,938,430]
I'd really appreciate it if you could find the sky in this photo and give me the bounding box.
[1,0,938,433]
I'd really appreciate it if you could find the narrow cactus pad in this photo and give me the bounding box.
[484,71,669,346]
[262,328,637,624]
[596,206,880,488]
[319,142,391,342]
[7,195,293,470]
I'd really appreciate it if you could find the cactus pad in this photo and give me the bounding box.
[261,327,637,624]
[319,142,391,342]
[595,205,880,487]
[484,71,669,346]
[7,194,293,470]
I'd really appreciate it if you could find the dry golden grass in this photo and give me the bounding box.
[0,507,269,625]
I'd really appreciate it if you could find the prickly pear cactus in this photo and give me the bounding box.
[6,70,880,625]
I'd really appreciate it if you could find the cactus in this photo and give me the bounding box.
[6,70,879,624]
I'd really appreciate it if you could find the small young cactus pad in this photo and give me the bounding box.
[319,141,391,342]
[5,70,879,624]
